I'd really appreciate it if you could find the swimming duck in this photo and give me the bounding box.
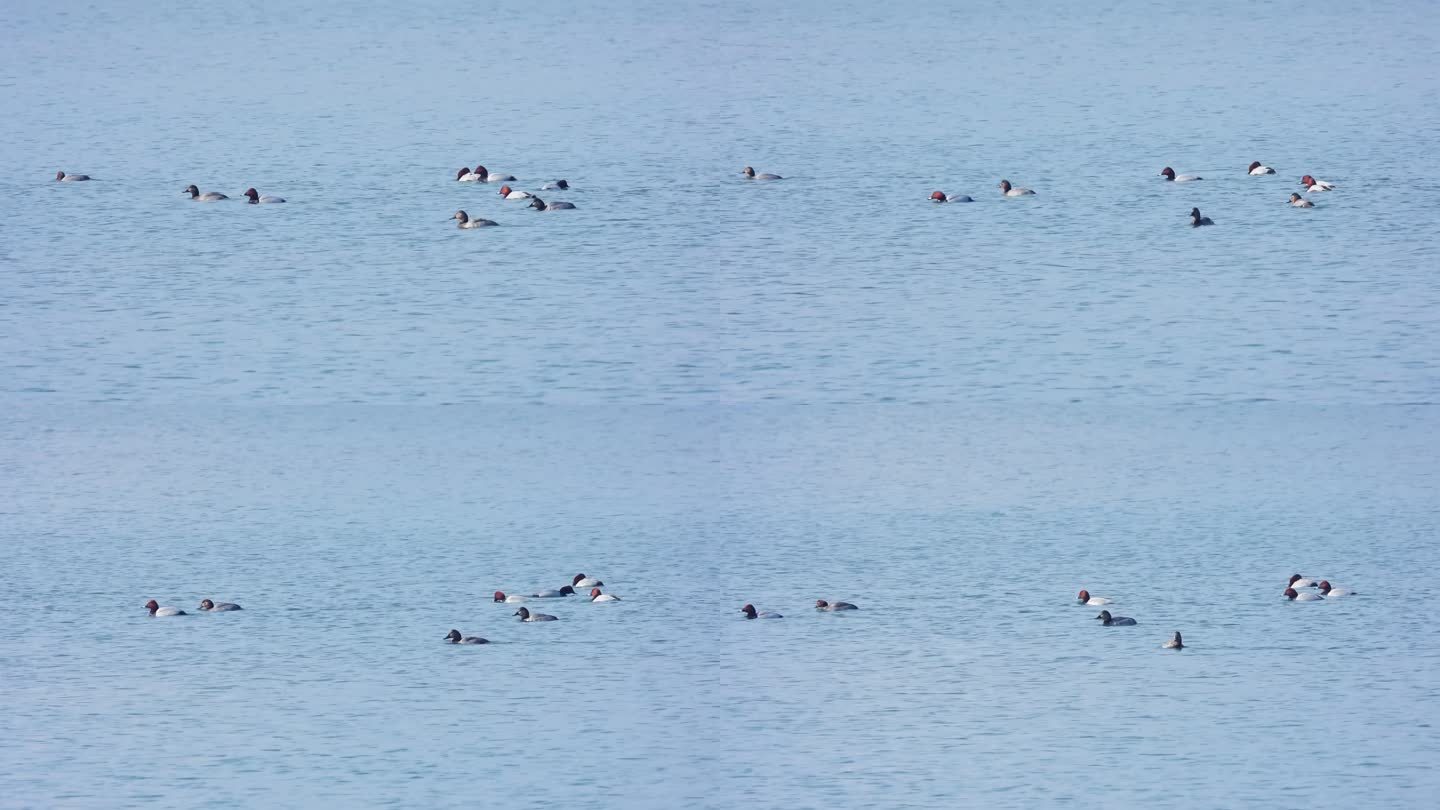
[742,166,783,180]
[998,179,1036,196]
[498,185,533,200]
[1095,610,1136,626]
[815,600,858,611]
[198,599,242,612]
[493,591,525,604]
[515,607,558,622]
[1248,161,1276,175]
[452,210,497,228]
[55,171,91,182]
[1190,207,1214,227]
[529,585,576,598]
[930,191,973,203]
[528,196,576,211]
[445,629,489,644]
[589,588,621,602]
[541,179,570,190]
[472,165,516,183]
[183,185,228,201]
[1288,193,1315,208]
[1162,631,1184,649]
[1077,590,1113,606]
[1160,167,1203,182]
[242,188,285,204]
[1300,175,1336,192]
[144,599,186,617]
[741,604,783,619]
[1284,587,1324,602]
[572,574,604,589]
[1316,581,1355,598]
[456,167,481,182]
[1287,575,1319,589]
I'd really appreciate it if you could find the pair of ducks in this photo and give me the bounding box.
[451,197,576,228]
[144,598,241,616]
[740,600,859,619]
[928,180,1037,203]
[1080,591,1183,649]
[182,185,285,203]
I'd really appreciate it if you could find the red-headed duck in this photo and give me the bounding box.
[1162,631,1184,649]
[498,185,533,200]
[243,188,285,204]
[998,179,1035,196]
[198,599,241,612]
[1095,610,1136,626]
[589,588,621,602]
[472,165,516,183]
[541,179,570,191]
[456,167,480,182]
[1288,193,1315,208]
[1317,581,1355,598]
[451,210,497,228]
[572,574,604,589]
[741,604,782,619]
[1160,167,1203,182]
[1299,175,1335,192]
[56,171,91,182]
[930,190,973,203]
[1190,207,1214,227]
[514,606,558,622]
[183,184,228,201]
[1288,575,1319,589]
[1284,587,1324,602]
[815,600,858,611]
[529,585,576,598]
[528,196,575,211]
[145,599,186,617]
[493,590,525,604]
[1248,161,1276,175]
[742,166,782,180]
[445,629,489,645]
[1077,590,1113,606]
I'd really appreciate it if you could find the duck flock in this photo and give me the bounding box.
[51,159,1337,229]
[143,571,1356,649]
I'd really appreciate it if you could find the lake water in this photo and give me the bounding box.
[2,0,1439,807]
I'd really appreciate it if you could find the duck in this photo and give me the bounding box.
[529,196,576,211]
[55,171,91,182]
[1299,175,1336,191]
[183,185,228,201]
[589,588,621,602]
[451,210,497,228]
[815,600,858,611]
[529,585,576,598]
[1162,631,1184,650]
[242,188,285,204]
[492,591,526,604]
[456,167,481,182]
[572,574,604,589]
[198,599,242,612]
[998,179,1036,196]
[1317,581,1356,598]
[472,165,516,183]
[741,604,782,619]
[1248,161,1277,175]
[1095,610,1137,626]
[1076,590,1113,606]
[1189,207,1214,227]
[144,599,186,617]
[930,191,973,203]
[1160,167,1203,182]
[514,606,558,622]
[541,179,570,190]
[742,166,782,180]
[445,629,489,645]
[1287,575,1319,589]
[1284,587,1324,602]
[1288,193,1315,208]
[497,185,533,200]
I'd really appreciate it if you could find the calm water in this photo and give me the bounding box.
[3,0,1439,807]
